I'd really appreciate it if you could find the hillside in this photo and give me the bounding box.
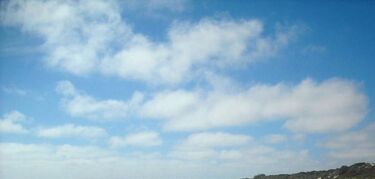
[245,162,375,179]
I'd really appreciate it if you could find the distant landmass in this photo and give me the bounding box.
[244,162,375,179]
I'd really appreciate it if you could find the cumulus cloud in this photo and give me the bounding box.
[36,123,107,139]
[1,0,298,85]
[141,78,367,133]
[322,122,375,162]
[0,111,28,134]
[56,80,143,120]
[110,131,162,148]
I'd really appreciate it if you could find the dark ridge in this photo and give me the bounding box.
[242,162,375,179]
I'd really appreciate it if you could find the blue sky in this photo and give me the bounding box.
[0,0,374,179]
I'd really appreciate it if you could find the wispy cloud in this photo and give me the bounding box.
[0,141,319,179]
[263,134,287,144]
[170,132,251,160]
[36,123,108,139]
[322,122,375,162]
[110,131,162,148]
[0,111,28,134]
[302,45,326,54]
[56,80,143,120]
[2,86,27,96]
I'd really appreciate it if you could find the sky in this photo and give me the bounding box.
[0,0,375,179]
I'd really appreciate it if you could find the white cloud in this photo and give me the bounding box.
[322,122,375,162]
[36,123,107,139]
[110,131,162,148]
[0,120,27,134]
[171,132,252,160]
[1,0,131,75]
[2,86,27,96]
[0,1,372,178]
[177,132,251,149]
[0,142,322,179]
[0,143,113,162]
[56,80,143,120]
[1,0,299,85]
[0,110,26,122]
[0,110,28,134]
[100,19,298,84]
[141,78,367,133]
[263,134,287,144]
[234,147,320,175]
[168,131,319,174]
[56,144,114,159]
[55,80,78,96]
